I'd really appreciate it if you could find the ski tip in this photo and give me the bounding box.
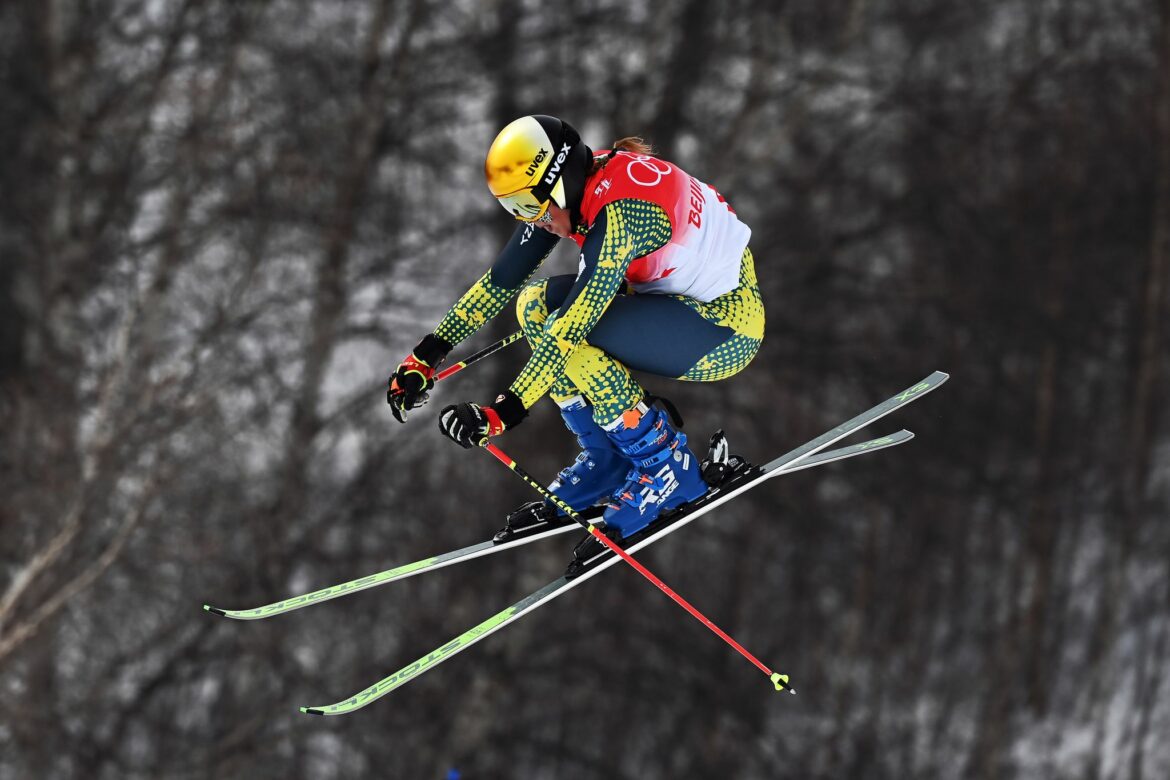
[203,605,226,616]
[301,707,323,716]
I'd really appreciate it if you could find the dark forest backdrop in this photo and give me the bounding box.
[2,1,1168,778]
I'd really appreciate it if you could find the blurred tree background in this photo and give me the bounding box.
[1,0,1167,777]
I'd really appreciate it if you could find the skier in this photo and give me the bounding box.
[388,115,765,545]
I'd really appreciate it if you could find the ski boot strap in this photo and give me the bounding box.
[632,433,687,469]
[614,473,675,508]
[556,450,593,480]
[643,392,684,428]
[619,415,670,453]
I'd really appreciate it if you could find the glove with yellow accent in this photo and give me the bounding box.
[438,390,527,448]
[388,334,451,423]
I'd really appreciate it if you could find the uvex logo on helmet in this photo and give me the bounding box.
[524,148,548,178]
[543,143,572,185]
[485,115,585,222]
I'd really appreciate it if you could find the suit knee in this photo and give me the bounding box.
[516,278,551,341]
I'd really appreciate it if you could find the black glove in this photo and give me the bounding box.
[388,334,451,423]
[438,390,527,448]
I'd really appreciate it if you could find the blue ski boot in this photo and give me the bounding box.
[565,422,729,578]
[547,398,631,511]
[496,398,629,542]
[600,403,708,539]
[495,399,627,541]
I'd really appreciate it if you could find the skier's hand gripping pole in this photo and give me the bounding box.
[388,331,524,422]
[481,441,796,695]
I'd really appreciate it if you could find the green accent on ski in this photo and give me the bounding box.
[303,604,521,715]
[895,381,932,402]
[207,556,440,619]
[385,556,441,578]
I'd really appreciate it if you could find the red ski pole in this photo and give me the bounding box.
[481,441,795,694]
[433,331,524,383]
[391,332,524,401]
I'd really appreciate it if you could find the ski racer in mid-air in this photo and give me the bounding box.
[388,114,765,551]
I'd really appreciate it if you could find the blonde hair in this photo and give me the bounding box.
[592,136,655,173]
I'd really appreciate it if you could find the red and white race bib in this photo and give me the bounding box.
[572,151,751,302]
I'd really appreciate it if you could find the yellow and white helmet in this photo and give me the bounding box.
[485,115,590,222]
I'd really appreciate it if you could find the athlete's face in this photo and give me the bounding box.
[536,202,573,238]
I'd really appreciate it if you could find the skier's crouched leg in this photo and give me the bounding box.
[515,276,552,344]
[515,277,628,511]
[677,247,765,382]
[563,344,643,427]
[516,275,582,403]
[515,273,581,343]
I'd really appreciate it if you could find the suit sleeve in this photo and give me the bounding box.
[507,199,671,408]
[433,222,559,348]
